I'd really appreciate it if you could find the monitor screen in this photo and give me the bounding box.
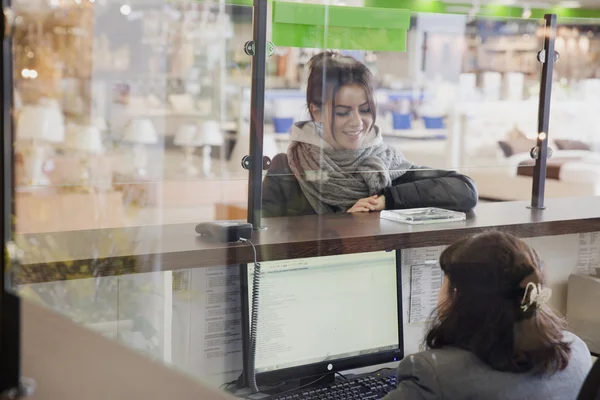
[244,251,402,379]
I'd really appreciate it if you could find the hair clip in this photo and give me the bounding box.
[520,282,552,312]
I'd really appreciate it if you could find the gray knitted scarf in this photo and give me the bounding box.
[287,122,413,214]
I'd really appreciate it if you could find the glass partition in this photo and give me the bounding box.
[5,0,596,398]
[9,0,252,389]
[548,17,600,199]
[455,15,546,202]
[262,8,547,214]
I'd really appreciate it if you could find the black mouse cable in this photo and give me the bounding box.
[239,237,261,394]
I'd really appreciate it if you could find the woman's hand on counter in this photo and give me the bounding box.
[347,195,385,213]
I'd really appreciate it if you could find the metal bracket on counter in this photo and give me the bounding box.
[242,155,271,171]
[530,146,553,160]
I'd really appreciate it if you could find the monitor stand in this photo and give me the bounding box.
[298,372,336,388]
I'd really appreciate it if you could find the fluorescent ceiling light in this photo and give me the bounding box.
[558,1,582,7]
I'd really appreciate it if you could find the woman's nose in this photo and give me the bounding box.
[349,110,363,127]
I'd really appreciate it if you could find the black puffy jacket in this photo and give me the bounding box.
[262,153,478,218]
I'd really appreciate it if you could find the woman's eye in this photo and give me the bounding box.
[334,108,370,117]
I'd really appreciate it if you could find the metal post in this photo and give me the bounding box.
[218,0,226,179]
[0,5,34,397]
[246,0,268,230]
[531,14,557,210]
[0,3,19,394]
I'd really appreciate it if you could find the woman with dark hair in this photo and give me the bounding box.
[385,231,593,400]
[262,51,478,217]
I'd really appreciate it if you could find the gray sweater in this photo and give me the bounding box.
[384,332,592,400]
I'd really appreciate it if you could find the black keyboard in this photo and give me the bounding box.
[270,372,398,400]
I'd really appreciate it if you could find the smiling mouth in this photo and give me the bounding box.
[343,130,363,137]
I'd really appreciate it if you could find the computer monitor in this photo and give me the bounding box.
[240,250,403,385]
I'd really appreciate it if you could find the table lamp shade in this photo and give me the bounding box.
[199,120,224,146]
[17,104,66,143]
[174,124,199,147]
[66,124,104,154]
[169,94,196,112]
[93,116,108,131]
[504,72,525,101]
[123,119,158,144]
[483,72,502,101]
[14,90,22,110]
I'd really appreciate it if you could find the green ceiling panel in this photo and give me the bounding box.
[220,0,600,22]
[273,23,408,52]
[226,0,253,5]
[364,0,446,13]
[365,0,600,19]
[272,2,410,52]
[273,1,410,30]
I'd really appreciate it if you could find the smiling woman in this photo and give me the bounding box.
[316,84,373,150]
[306,53,377,151]
[261,51,479,217]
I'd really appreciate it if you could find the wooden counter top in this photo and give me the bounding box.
[22,299,234,400]
[16,197,600,284]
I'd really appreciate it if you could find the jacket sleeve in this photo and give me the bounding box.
[261,154,288,218]
[383,165,478,212]
[383,354,441,400]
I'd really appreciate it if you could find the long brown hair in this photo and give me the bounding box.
[306,51,376,140]
[426,231,571,374]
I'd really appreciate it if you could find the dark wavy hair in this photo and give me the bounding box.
[306,51,376,139]
[426,231,571,374]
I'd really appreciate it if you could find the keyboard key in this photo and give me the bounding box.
[270,372,397,400]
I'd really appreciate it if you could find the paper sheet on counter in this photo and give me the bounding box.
[172,266,243,385]
[401,246,446,326]
[577,232,600,275]
[409,262,444,324]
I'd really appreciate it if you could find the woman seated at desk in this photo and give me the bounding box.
[385,231,592,400]
[262,51,477,218]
